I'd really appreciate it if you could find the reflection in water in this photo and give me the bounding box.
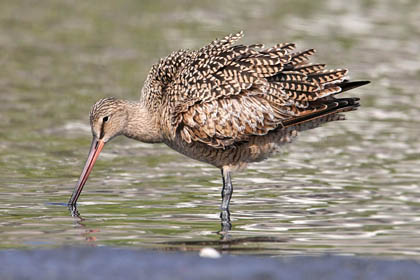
[70,203,233,244]
[219,209,232,240]
[68,205,99,245]
[70,203,285,252]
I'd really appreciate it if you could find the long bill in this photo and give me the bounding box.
[68,137,105,205]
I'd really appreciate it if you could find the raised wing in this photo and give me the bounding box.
[150,32,363,148]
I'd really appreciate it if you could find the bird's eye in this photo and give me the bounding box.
[103,116,109,122]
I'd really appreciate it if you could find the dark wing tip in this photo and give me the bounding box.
[352,80,370,86]
[338,80,370,93]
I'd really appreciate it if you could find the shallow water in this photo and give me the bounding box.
[1,0,420,258]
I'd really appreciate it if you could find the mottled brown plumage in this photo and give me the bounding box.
[69,32,369,221]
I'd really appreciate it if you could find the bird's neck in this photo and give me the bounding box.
[123,101,163,143]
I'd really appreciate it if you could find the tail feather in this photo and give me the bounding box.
[282,97,359,129]
[280,80,368,131]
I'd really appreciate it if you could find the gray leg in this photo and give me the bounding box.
[221,168,233,210]
[219,168,233,233]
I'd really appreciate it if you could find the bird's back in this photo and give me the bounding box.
[140,31,368,169]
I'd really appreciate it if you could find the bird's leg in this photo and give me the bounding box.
[220,168,233,233]
[221,168,233,210]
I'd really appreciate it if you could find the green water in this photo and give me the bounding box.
[1,0,420,257]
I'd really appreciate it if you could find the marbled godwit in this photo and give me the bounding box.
[68,32,369,215]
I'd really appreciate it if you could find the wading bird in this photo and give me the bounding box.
[68,32,369,223]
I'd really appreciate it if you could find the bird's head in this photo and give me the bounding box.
[89,97,129,143]
[68,97,128,206]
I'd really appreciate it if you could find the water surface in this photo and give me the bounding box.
[1,0,420,258]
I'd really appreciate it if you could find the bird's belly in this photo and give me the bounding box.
[164,128,298,170]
